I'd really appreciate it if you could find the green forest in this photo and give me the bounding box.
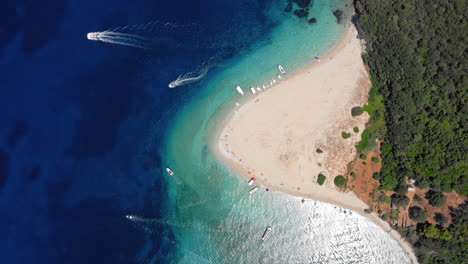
[353,0,467,262]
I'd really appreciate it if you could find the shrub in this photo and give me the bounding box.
[415,178,430,189]
[341,132,351,139]
[359,153,367,160]
[425,190,447,207]
[372,172,381,180]
[317,174,326,185]
[434,213,448,225]
[391,194,410,208]
[395,182,408,195]
[351,106,364,116]
[334,175,347,187]
[353,127,359,133]
[350,172,357,178]
[409,206,427,223]
[379,195,391,204]
[413,194,422,202]
[371,157,380,163]
[316,148,323,153]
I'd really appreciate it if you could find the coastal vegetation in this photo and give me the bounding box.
[409,206,428,223]
[317,173,326,185]
[351,106,363,116]
[353,127,359,133]
[354,0,467,262]
[341,131,351,139]
[334,175,346,187]
[425,190,447,208]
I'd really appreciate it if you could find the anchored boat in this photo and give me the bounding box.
[248,177,257,185]
[236,85,244,96]
[262,227,272,241]
[249,186,259,194]
[278,65,286,74]
[166,168,174,176]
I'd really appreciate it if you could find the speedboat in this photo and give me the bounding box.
[166,168,174,176]
[256,87,262,92]
[236,85,244,96]
[125,215,134,220]
[249,186,258,194]
[262,227,272,241]
[262,84,266,89]
[250,87,256,94]
[278,65,286,74]
[248,177,257,185]
[277,74,283,81]
[87,32,100,40]
[315,56,321,62]
[272,79,276,84]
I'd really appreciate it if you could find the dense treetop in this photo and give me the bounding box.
[355,0,467,195]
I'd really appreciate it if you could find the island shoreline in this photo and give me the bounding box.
[210,24,418,264]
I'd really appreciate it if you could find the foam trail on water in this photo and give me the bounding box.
[169,67,209,88]
[88,31,153,49]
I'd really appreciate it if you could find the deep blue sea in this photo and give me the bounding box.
[0,0,412,263]
[0,0,285,262]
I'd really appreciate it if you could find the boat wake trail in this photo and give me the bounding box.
[169,67,209,88]
[87,31,154,49]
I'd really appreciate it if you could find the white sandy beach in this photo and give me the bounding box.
[215,25,418,263]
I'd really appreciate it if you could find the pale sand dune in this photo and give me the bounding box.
[215,25,418,263]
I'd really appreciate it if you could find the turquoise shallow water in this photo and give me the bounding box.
[161,1,412,263]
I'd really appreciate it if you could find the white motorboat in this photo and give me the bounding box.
[248,177,257,185]
[277,74,283,80]
[87,32,100,40]
[278,65,286,74]
[249,186,259,194]
[256,87,262,92]
[250,87,256,94]
[166,168,174,176]
[236,85,244,96]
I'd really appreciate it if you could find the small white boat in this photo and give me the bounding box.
[262,227,272,241]
[262,84,266,89]
[249,186,259,194]
[315,56,321,62]
[269,80,273,86]
[166,168,174,176]
[278,65,286,74]
[248,177,257,185]
[87,32,100,40]
[236,85,244,96]
[235,102,240,107]
[125,215,134,220]
[256,87,262,92]
[250,87,256,94]
[272,79,276,84]
[277,74,283,80]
